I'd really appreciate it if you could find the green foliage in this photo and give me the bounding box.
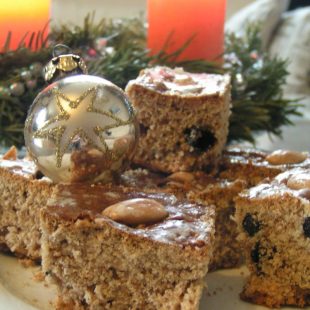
[225,25,301,143]
[0,17,301,148]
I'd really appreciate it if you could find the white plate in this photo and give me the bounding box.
[0,252,308,310]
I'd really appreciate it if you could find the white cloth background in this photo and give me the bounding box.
[226,0,310,151]
[50,0,256,25]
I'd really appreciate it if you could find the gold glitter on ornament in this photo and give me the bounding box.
[31,85,133,168]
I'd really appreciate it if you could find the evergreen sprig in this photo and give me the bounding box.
[225,25,301,143]
[0,17,301,147]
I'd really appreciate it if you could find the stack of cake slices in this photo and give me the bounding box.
[0,66,309,309]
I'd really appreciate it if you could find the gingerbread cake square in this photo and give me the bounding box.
[126,66,231,173]
[41,183,215,309]
[0,154,53,260]
[121,168,247,270]
[235,167,310,308]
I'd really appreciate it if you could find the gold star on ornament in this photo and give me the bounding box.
[32,86,133,168]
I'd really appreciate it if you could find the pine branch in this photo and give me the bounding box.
[224,24,302,143]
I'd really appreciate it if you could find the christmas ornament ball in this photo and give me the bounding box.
[24,74,139,183]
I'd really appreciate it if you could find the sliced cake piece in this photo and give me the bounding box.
[41,183,215,309]
[235,167,310,308]
[187,177,246,270]
[125,66,231,173]
[0,153,216,269]
[220,147,310,186]
[121,168,247,270]
[0,152,53,260]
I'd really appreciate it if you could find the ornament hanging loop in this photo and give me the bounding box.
[52,44,73,57]
[44,45,88,84]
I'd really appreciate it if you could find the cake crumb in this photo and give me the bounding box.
[33,270,45,282]
[3,146,17,160]
[18,258,36,267]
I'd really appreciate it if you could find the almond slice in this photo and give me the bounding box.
[167,171,194,183]
[266,150,307,165]
[102,198,168,226]
[287,173,310,190]
[2,146,17,160]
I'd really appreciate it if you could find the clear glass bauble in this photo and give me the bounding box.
[24,75,139,183]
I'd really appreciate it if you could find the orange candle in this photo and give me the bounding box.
[148,0,226,62]
[0,0,50,50]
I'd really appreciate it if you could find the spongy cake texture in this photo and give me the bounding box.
[126,66,231,173]
[0,159,53,260]
[235,167,310,308]
[41,184,215,309]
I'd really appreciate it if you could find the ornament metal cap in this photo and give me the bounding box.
[44,44,88,83]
